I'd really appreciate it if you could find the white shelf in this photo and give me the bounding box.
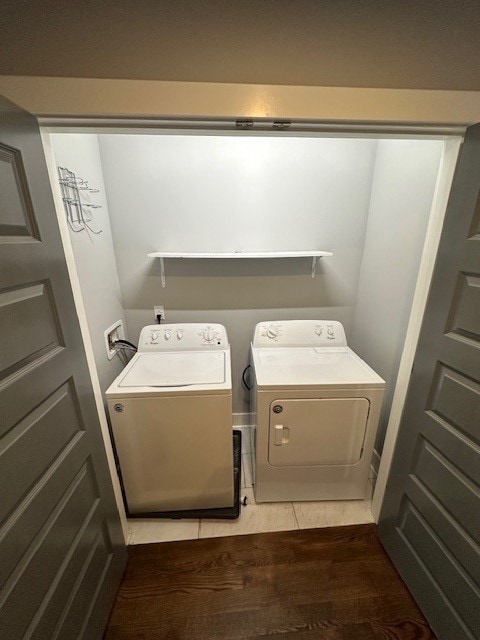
[147,251,333,259]
[147,250,333,287]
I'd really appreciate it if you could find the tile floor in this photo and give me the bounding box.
[127,426,377,545]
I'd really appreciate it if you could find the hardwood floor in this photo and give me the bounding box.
[104,524,437,639]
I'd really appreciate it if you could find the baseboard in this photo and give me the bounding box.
[233,412,253,427]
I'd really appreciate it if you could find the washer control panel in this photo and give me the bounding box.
[138,323,228,352]
[252,320,347,348]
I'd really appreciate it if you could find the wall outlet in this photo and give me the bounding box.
[104,320,125,360]
[154,305,166,323]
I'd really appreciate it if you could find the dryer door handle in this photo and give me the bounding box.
[274,424,290,445]
[274,424,284,445]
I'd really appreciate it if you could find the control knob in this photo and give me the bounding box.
[266,325,278,339]
[151,332,159,341]
[176,329,184,340]
[164,331,171,340]
[315,326,323,336]
[200,327,218,342]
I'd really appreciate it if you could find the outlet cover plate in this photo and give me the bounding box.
[154,305,165,322]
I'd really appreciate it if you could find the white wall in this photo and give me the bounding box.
[50,134,126,396]
[54,133,443,430]
[98,134,378,412]
[350,139,443,456]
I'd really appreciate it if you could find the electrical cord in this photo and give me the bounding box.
[111,340,138,353]
[112,339,138,350]
[156,314,162,324]
[242,365,252,391]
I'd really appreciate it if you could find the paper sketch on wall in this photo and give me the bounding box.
[57,166,103,237]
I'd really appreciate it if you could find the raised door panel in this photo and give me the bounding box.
[0,142,39,240]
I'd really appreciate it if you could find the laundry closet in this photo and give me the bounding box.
[45,128,458,515]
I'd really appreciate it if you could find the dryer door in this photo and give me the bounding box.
[268,398,370,467]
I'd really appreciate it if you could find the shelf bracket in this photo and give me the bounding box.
[311,256,320,278]
[160,257,166,288]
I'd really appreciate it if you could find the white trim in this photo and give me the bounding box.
[2,76,480,125]
[370,450,381,477]
[41,122,466,139]
[40,132,129,542]
[371,136,462,522]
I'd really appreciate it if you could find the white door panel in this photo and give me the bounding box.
[268,398,370,467]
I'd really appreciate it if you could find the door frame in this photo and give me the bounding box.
[4,75,477,533]
[1,76,480,125]
[41,132,128,541]
[371,137,461,519]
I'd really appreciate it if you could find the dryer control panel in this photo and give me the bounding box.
[138,323,229,352]
[252,320,347,348]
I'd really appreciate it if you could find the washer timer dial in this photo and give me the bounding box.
[266,325,279,339]
[260,324,282,341]
[200,326,220,344]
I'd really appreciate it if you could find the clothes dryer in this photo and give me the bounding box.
[250,320,385,502]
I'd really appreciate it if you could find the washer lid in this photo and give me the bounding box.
[118,351,225,387]
[253,347,385,388]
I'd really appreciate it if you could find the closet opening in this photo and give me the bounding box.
[40,125,462,535]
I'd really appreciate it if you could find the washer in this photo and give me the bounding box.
[251,320,385,502]
[106,323,234,514]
